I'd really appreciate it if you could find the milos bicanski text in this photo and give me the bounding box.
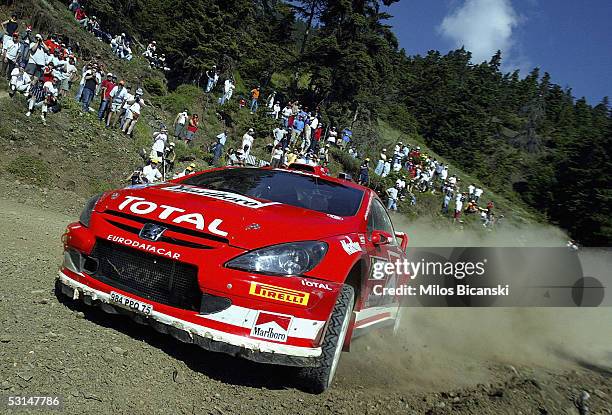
[371,258,510,297]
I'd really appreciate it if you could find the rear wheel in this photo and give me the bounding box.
[298,284,355,393]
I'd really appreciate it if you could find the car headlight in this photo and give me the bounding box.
[226,241,328,276]
[79,193,103,227]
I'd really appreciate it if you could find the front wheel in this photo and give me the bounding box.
[298,284,355,393]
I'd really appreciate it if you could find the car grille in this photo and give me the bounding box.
[90,239,201,311]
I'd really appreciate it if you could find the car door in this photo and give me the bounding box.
[354,198,404,333]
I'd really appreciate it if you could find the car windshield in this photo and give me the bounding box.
[181,168,364,217]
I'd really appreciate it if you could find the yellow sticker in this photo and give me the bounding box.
[249,282,310,306]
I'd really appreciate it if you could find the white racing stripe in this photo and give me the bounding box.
[58,272,322,358]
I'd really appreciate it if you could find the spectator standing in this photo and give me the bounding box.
[26,34,48,80]
[242,128,255,157]
[18,25,34,67]
[221,77,235,104]
[250,86,260,113]
[173,109,188,138]
[358,158,370,186]
[386,186,399,211]
[473,187,484,203]
[184,114,199,145]
[97,72,115,121]
[281,103,292,128]
[1,14,19,47]
[80,66,98,112]
[2,31,20,79]
[122,92,145,136]
[106,80,128,128]
[212,129,228,165]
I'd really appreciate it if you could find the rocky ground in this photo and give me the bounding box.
[0,186,610,415]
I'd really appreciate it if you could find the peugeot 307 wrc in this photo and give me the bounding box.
[56,166,409,392]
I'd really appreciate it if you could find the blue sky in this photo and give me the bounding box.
[385,0,612,104]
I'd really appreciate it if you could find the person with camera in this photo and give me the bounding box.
[25,34,49,81]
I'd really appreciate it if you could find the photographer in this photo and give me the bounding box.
[26,34,49,80]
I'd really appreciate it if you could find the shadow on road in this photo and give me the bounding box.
[54,286,307,391]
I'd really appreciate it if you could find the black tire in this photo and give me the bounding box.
[298,284,355,393]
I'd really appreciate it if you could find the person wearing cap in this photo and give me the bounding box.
[173,109,188,139]
[9,62,30,97]
[68,0,80,13]
[242,128,255,157]
[150,127,169,160]
[97,72,115,121]
[26,34,48,80]
[358,158,370,186]
[212,129,228,165]
[122,95,145,136]
[174,162,195,179]
[142,158,162,184]
[164,142,176,173]
[106,80,127,128]
[2,31,20,79]
[184,114,199,145]
[117,85,134,129]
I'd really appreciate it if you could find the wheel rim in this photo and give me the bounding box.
[327,294,354,388]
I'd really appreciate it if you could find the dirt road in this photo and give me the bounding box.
[0,194,610,414]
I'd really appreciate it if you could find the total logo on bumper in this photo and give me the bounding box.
[250,311,292,343]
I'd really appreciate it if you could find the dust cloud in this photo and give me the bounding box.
[337,217,612,393]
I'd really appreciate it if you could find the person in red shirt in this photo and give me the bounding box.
[41,62,55,83]
[98,73,115,121]
[184,114,199,145]
[75,7,88,26]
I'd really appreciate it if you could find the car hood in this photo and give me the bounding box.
[96,183,361,249]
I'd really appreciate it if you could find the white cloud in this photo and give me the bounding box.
[438,0,520,64]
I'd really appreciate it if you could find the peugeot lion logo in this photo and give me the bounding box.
[139,223,167,242]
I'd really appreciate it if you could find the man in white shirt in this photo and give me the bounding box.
[221,78,235,104]
[142,159,162,183]
[473,187,484,203]
[212,130,228,165]
[26,34,49,79]
[106,81,128,128]
[272,101,281,119]
[122,95,145,136]
[386,187,399,211]
[468,183,475,200]
[173,163,196,179]
[272,126,287,147]
[173,109,188,138]
[242,128,255,157]
[327,127,338,146]
[2,31,20,78]
[281,104,292,128]
[150,128,168,160]
[9,64,30,97]
[270,145,284,168]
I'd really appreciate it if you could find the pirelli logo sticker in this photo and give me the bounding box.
[248,282,310,306]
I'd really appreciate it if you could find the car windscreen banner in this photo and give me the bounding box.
[369,247,611,306]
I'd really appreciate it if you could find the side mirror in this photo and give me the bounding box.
[371,230,392,246]
[395,231,409,251]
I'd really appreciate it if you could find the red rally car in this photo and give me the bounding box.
[56,167,409,392]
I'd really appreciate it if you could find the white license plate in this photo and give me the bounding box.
[109,291,153,315]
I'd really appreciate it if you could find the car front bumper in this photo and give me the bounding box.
[57,270,322,367]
